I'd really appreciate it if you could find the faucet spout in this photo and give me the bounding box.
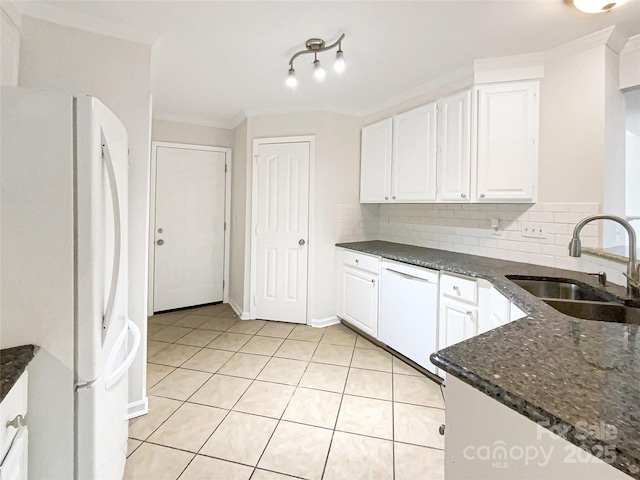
[568,214,639,297]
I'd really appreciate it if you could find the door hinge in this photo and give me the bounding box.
[253,296,257,305]
[224,221,227,231]
[225,164,227,173]
[223,280,225,289]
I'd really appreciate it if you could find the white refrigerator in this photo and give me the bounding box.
[0,86,140,479]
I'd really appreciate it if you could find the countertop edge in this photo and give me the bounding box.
[1,345,38,402]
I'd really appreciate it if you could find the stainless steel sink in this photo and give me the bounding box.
[544,299,640,325]
[507,277,612,302]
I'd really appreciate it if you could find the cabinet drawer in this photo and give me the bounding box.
[0,372,28,461]
[341,249,380,275]
[440,273,478,304]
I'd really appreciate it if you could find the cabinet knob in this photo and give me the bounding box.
[6,414,24,429]
[461,193,466,198]
[439,424,446,436]
[480,194,486,198]
[385,196,389,200]
[392,196,396,200]
[355,259,359,264]
[371,279,375,285]
[466,311,473,315]
[453,285,459,291]
[157,239,165,246]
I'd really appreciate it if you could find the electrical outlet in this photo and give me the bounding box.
[521,222,546,239]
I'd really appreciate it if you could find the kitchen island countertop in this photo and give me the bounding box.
[337,240,640,478]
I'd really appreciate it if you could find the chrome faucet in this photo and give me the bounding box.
[568,214,639,297]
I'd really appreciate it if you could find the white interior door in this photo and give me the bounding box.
[255,142,310,323]
[153,146,226,312]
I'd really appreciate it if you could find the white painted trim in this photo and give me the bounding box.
[310,315,341,329]
[473,53,544,84]
[244,104,360,120]
[1,1,22,30]
[126,397,148,420]
[544,26,617,63]
[148,141,232,315]
[623,34,640,54]
[228,298,252,320]
[250,136,315,325]
[153,112,236,130]
[16,1,159,45]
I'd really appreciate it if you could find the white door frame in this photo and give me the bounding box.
[250,136,315,323]
[148,141,232,316]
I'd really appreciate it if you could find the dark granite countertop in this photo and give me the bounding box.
[336,241,640,479]
[1,345,37,402]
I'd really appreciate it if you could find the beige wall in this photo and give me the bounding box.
[152,118,234,147]
[229,118,248,312]
[19,15,152,425]
[237,111,362,321]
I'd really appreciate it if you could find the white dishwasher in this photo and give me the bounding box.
[379,260,439,374]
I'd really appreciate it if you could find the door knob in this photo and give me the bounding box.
[299,239,306,246]
[157,228,164,234]
[157,239,165,246]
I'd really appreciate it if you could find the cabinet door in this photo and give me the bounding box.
[340,266,379,337]
[392,103,437,202]
[360,119,393,203]
[476,81,539,202]
[438,90,471,201]
[438,298,478,350]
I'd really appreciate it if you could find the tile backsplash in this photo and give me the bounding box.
[337,202,627,286]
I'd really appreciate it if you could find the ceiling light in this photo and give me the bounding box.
[313,55,326,81]
[287,34,345,87]
[573,0,628,13]
[334,48,345,73]
[286,67,297,88]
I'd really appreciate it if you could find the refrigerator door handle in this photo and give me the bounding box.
[104,319,141,390]
[101,129,122,332]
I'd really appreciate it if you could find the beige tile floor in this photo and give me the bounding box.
[126,303,445,480]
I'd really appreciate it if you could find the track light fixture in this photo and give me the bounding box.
[286,34,346,88]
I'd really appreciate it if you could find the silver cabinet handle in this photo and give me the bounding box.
[355,259,359,264]
[6,414,24,429]
[157,227,164,234]
[461,193,466,198]
[157,239,165,246]
[387,268,430,282]
[453,286,459,291]
[480,194,486,198]
[392,196,396,200]
[371,279,376,285]
[385,196,389,200]
[466,311,473,315]
[299,239,306,246]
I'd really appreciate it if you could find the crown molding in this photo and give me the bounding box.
[152,113,235,130]
[15,1,159,45]
[544,25,625,63]
[1,1,22,30]
[622,34,640,54]
[243,104,361,119]
[361,64,474,118]
[474,52,544,84]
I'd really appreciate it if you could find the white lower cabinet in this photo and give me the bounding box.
[379,260,439,374]
[336,249,380,337]
[438,299,478,350]
[0,372,28,480]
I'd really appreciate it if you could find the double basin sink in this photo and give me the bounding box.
[506,276,640,325]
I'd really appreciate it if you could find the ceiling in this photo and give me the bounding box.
[16,0,640,128]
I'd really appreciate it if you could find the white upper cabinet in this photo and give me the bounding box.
[392,103,437,202]
[475,81,539,202]
[360,118,393,202]
[437,90,471,201]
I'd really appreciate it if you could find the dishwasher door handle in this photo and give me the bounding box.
[386,268,431,282]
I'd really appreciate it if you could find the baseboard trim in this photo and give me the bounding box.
[229,298,252,320]
[126,397,148,419]
[310,315,340,328]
